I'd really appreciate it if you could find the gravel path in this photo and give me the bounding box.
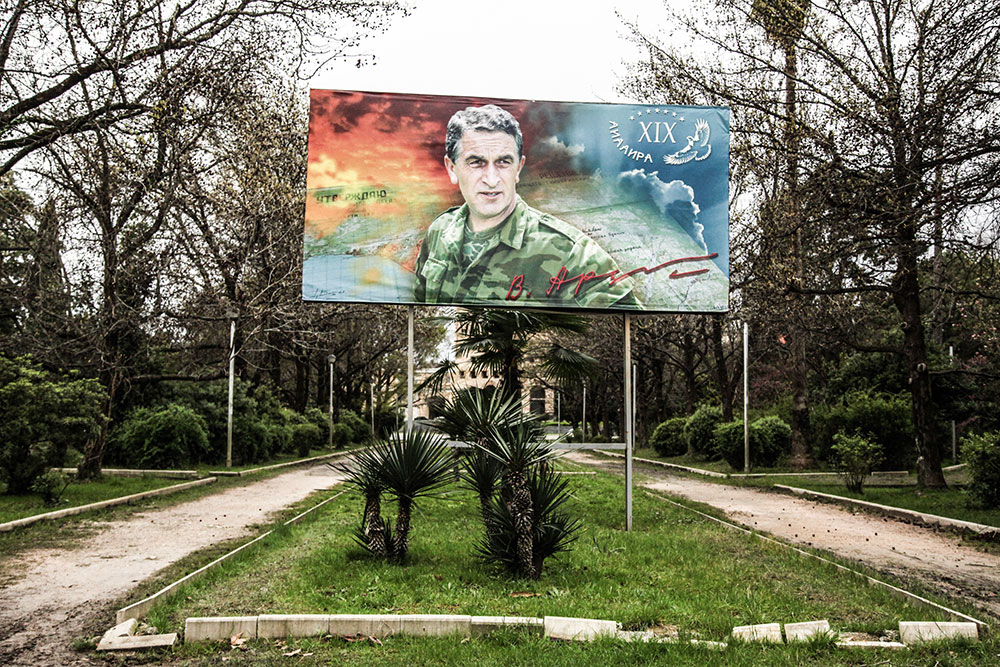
[565,451,1000,621]
[0,463,346,666]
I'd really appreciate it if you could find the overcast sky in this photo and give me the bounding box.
[311,0,669,103]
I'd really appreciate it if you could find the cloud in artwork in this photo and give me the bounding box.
[525,135,587,177]
[615,170,705,249]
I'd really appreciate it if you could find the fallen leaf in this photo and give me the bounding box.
[282,648,301,657]
[369,636,383,646]
[510,592,541,598]
[230,632,248,648]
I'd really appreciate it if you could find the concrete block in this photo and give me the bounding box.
[398,614,471,637]
[689,639,728,649]
[328,614,402,638]
[470,616,544,636]
[899,621,979,644]
[97,633,178,651]
[784,620,831,642]
[102,618,137,641]
[544,616,618,641]
[257,614,330,639]
[184,616,258,642]
[836,640,907,649]
[732,623,782,643]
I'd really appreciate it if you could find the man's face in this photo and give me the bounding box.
[444,130,525,231]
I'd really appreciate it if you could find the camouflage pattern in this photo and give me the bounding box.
[414,197,638,309]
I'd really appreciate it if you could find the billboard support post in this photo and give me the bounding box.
[582,384,587,441]
[407,306,414,434]
[328,354,336,449]
[624,314,633,532]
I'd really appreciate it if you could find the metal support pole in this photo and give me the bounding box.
[632,362,637,452]
[582,384,587,441]
[328,354,336,449]
[950,346,956,462]
[557,391,561,435]
[407,306,414,434]
[743,321,750,473]
[370,377,376,435]
[226,318,236,469]
[624,314,633,531]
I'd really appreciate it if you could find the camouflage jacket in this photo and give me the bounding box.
[414,197,638,309]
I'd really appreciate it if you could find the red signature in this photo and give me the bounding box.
[505,253,719,301]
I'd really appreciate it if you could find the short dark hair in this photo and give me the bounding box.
[445,105,523,162]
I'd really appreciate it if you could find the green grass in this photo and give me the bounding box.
[135,465,993,665]
[0,475,183,524]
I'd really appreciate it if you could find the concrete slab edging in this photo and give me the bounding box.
[208,448,361,477]
[56,467,200,479]
[0,477,217,533]
[115,489,347,624]
[643,490,990,635]
[774,485,999,539]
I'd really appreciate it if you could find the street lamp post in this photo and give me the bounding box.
[328,353,336,449]
[225,309,238,469]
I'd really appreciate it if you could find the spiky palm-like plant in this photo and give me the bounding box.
[378,429,455,560]
[335,446,389,557]
[476,466,580,576]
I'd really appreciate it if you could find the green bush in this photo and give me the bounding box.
[831,433,883,494]
[812,390,914,470]
[340,409,373,444]
[683,405,723,458]
[305,407,331,444]
[0,356,104,494]
[963,432,1000,509]
[332,422,353,449]
[293,422,322,457]
[648,416,687,457]
[31,469,71,506]
[112,404,210,469]
[751,415,792,467]
[712,416,789,471]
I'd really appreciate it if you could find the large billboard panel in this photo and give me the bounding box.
[304,90,729,313]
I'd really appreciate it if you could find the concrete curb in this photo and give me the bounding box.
[208,448,360,477]
[774,485,999,539]
[56,467,200,479]
[0,477,217,533]
[643,489,990,634]
[115,489,347,624]
[594,451,729,477]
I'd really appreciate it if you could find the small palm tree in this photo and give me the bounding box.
[377,429,454,560]
[336,446,389,557]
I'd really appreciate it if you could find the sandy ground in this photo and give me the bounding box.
[0,463,346,666]
[565,450,1000,621]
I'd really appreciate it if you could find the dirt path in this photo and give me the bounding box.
[565,451,1000,621]
[0,463,346,666]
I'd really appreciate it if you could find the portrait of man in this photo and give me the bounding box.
[413,104,637,308]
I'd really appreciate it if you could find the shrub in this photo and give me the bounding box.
[0,356,103,494]
[305,407,331,444]
[648,416,687,457]
[750,415,792,467]
[684,405,723,458]
[831,432,883,494]
[292,422,322,457]
[963,432,1000,509]
[812,390,914,469]
[112,404,210,469]
[332,422,353,449]
[714,416,791,471]
[340,409,373,444]
[31,469,71,506]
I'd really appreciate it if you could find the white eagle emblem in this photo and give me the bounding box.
[664,119,712,165]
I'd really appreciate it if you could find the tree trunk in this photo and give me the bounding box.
[392,498,412,559]
[894,254,946,488]
[363,493,388,557]
[710,316,733,421]
[506,469,536,579]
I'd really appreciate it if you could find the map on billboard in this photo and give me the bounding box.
[304,90,730,313]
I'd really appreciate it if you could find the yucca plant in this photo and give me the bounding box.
[439,388,571,579]
[335,446,390,557]
[476,466,581,576]
[377,429,455,560]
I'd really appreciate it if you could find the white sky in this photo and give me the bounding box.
[311,0,671,103]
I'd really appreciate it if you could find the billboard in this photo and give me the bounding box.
[304,90,729,313]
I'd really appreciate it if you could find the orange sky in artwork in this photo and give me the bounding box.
[305,100,456,235]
